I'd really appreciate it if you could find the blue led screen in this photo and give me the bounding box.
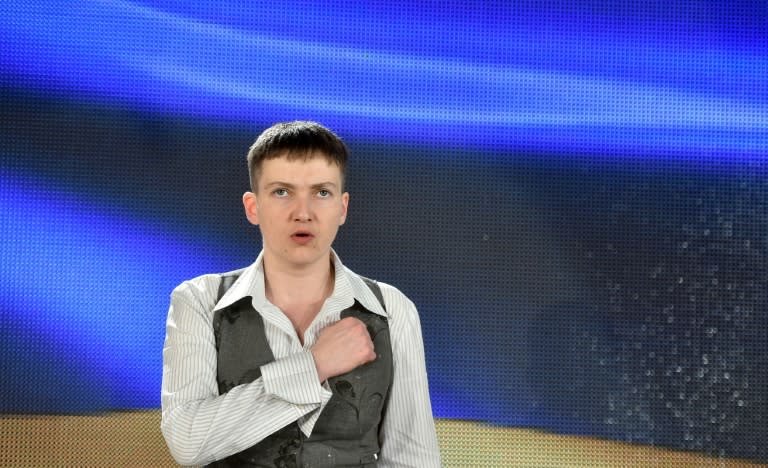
[1,0,766,462]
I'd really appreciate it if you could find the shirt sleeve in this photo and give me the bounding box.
[376,284,443,467]
[160,278,332,467]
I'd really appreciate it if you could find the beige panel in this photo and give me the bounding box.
[1,413,765,467]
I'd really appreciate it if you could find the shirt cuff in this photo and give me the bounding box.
[261,350,333,405]
[298,380,333,437]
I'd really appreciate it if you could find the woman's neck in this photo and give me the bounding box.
[263,256,335,341]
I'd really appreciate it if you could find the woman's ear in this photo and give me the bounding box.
[243,191,259,225]
[339,192,349,225]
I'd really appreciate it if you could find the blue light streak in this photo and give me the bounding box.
[0,166,238,409]
[1,0,765,157]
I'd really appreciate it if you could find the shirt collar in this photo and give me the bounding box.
[213,249,386,317]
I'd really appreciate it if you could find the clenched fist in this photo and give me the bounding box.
[311,317,376,382]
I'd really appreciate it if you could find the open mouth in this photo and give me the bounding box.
[291,231,314,244]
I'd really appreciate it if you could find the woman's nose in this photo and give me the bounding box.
[292,197,312,221]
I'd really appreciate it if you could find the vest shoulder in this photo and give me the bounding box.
[355,276,418,316]
[370,279,410,301]
[171,268,248,299]
[180,267,248,284]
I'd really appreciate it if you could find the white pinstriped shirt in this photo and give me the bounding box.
[161,250,442,467]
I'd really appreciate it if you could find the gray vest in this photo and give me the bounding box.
[208,270,392,468]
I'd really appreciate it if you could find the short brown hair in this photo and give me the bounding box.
[247,121,349,191]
